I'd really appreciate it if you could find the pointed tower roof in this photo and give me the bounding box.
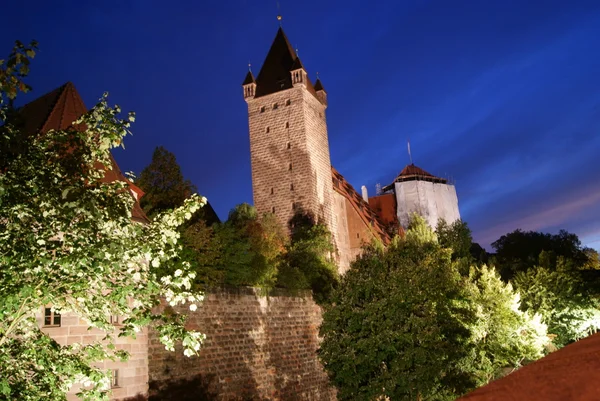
[314,78,325,92]
[242,70,256,85]
[290,55,305,71]
[17,82,148,223]
[254,27,317,98]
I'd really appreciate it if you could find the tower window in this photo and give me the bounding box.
[286,99,291,106]
[285,122,289,128]
[290,183,294,191]
[260,106,265,113]
[272,207,276,213]
[273,103,278,110]
[357,233,360,239]
[287,142,291,149]
[266,127,270,133]
[292,202,296,210]
[270,187,274,195]
[44,307,61,327]
[288,163,292,171]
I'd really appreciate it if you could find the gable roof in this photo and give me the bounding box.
[458,333,600,401]
[17,82,148,223]
[383,163,447,191]
[331,167,392,244]
[254,27,318,100]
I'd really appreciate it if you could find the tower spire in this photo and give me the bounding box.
[407,139,413,165]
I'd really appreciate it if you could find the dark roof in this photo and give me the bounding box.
[254,27,318,99]
[17,82,149,223]
[331,167,392,244]
[290,56,305,71]
[383,163,447,191]
[242,70,256,85]
[458,333,600,401]
[314,78,325,92]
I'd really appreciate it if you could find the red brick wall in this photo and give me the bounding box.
[148,288,336,401]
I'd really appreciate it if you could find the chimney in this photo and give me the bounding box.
[361,185,368,202]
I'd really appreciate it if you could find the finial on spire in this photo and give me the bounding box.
[316,71,320,79]
[295,45,299,56]
[276,1,282,26]
[248,62,252,72]
[407,139,414,165]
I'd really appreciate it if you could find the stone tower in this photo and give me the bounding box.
[242,27,335,235]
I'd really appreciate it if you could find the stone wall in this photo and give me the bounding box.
[148,288,336,401]
[37,310,148,400]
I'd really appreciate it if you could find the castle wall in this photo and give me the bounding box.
[395,181,460,229]
[332,191,352,273]
[37,310,148,400]
[148,288,336,401]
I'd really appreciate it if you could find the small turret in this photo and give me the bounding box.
[242,68,256,101]
[290,56,308,87]
[314,77,327,106]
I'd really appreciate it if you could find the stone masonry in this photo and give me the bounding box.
[148,287,337,401]
[245,82,335,238]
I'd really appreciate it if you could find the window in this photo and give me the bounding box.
[272,206,276,213]
[285,122,289,128]
[110,315,122,325]
[266,127,270,133]
[260,106,265,113]
[288,163,292,171]
[111,369,119,388]
[273,103,278,110]
[290,183,294,191]
[287,142,291,149]
[292,202,296,210]
[356,233,360,239]
[270,187,274,195]
[44,307,61,327]
[286,99,291,106]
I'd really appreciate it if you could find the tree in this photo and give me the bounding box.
[136,146,219,224]
[319,215,547,401]
[491,229,587,280]
[465,265,547,383]
[436,219,473,261]
[513,259,600,348]
[0,43,205,400]
[277,210,339,304]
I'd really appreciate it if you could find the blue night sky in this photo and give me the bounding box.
[3,0,600,251]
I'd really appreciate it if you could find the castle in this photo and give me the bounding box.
[10,24,462,401]
[242,27,461,272]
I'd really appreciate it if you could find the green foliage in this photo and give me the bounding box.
[0,44,205,400]
[465,265,547,383]
[319,216,547,401]
[278,212,339,304]
[136,146,219,224]
[436,218,473,261]
[513,260,600,348]
[492,229,587,280]
[137,146,197,218]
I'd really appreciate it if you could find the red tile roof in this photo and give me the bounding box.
[331,167,391,244]
[18,82,148,223]
[383,163,447,191]
[458,333,600,401]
